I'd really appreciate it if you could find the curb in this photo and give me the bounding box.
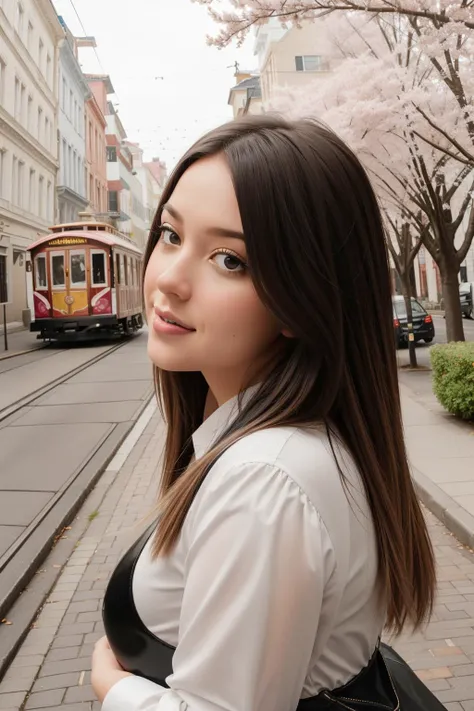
[412,466,474,551]
[0,389,154,681]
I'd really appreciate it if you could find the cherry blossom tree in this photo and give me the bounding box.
[197,1,474,340]
[196,0,474,164]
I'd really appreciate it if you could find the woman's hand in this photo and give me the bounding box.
[91,636,132,703]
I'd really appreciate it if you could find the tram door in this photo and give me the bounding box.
[50,248,89,317]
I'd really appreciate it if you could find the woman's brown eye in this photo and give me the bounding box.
[212,252,245,273]
[161,228,181,246]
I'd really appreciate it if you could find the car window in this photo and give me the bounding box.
[393,299,426,318]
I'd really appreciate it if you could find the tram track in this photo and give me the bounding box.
[0,340,127,425]
[0,332,153,678]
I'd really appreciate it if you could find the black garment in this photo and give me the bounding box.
[103,526,446,711]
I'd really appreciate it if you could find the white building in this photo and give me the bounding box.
[228,71,262,118]
[123,141,161,246]
[0,0,62,324]
[254,18,336,104]
[104,103,147,251]
[56,16,89,223]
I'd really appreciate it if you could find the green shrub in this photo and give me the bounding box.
[430,342,474,420]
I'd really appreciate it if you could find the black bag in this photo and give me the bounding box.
[301,642,448,711]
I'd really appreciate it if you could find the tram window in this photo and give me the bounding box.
[91,252,107,286]
[124,256,128,285]
[35,255,47,289]
[51,254,65,287]
[70,251,86,286]
[115,254,120,285]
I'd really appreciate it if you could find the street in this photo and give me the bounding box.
[0,331,153,679]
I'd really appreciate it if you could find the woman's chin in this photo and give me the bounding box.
[147,337,193,372]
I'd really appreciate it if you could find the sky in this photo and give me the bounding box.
[52,0,257,171]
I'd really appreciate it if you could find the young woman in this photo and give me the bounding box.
[92,114,436,711]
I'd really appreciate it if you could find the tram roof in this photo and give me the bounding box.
[28,223,143,256]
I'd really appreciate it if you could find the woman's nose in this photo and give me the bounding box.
[156,253,192,301]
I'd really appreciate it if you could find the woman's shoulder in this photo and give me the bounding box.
[201,425,368,538]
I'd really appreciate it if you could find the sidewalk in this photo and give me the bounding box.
[1,388,474,709]
[401,380,474,550]
[0,326,44,361]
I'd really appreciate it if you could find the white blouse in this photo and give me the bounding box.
[102,391,385,711]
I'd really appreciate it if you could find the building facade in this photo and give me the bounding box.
[123,140,159,248]
[0,0,62,324]
[104,104,147,250]
[56,17,89,223]
[84,74,109,217]
[228,71,262,118]
[254,19,336,104]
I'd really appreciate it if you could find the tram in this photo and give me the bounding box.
[28,220,144,341]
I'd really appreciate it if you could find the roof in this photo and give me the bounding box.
[228,76,261,105]
[28,225,143,256]
[84,74,115,95]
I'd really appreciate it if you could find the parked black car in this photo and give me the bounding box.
[460,282,473,319]
[392,296,435,348]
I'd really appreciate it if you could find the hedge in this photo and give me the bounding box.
[430,342,474,420]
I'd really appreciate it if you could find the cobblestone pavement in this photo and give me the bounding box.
[2,408,474,710]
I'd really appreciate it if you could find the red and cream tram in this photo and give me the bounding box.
[28,220,144,341]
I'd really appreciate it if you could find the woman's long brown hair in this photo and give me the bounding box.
[143,114,435,634]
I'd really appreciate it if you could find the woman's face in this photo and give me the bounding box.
[143,154,283,404]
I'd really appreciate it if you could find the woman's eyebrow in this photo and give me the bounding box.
[162,202,245,240]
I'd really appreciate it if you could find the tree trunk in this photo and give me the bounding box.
[442,275,465,342]
[401,281,418,368]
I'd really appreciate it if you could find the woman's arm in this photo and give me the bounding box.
[101,461,335,711]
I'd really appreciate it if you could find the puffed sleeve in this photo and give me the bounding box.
[102,461,336,711]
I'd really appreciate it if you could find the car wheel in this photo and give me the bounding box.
[424,338,433,343]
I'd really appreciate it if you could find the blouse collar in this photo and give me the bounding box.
[192,385,259,460]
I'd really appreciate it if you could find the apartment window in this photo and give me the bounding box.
[72,151,76,190]
[16,2,24,38]
[27,21,33,52]
[38,38,44,74]
[14,77,20,120]
[68,145,72,186]
[78,107,82,137]
[97,182,100,209]
[89,173,93,201]
[0,57,5,105]
[12,156,17,203]
[17,160,24,207]
[295,55,328,72]
[27,95,33,132]
[62,77,66,111]
[45,116,49,149]
[37,106,42,141]
[47,180,51,220]
[69,89,73,120]
[29,168,35,210]
[0,149,5,199]
[106,146,117,162]
[62,138,66,183]
[46,53,51,86]
[20,82,25,124]
[108,190,118,213]
[38,175,44,217]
